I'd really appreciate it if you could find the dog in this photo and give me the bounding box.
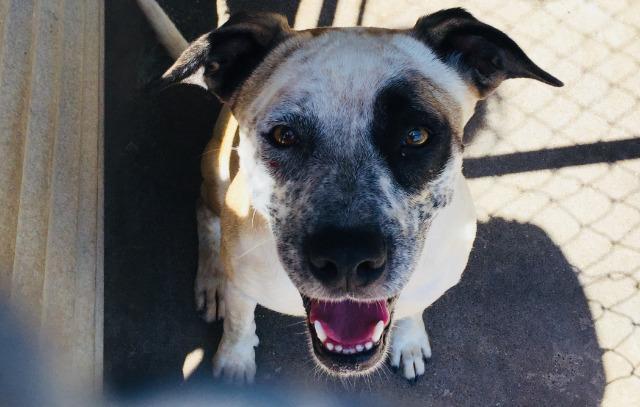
[139,1,563,383]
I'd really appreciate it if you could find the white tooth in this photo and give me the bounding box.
[372,321,384,343]
[335,345,343,352]
[356,344,364,352]
[326,342,334,351]
[365,342,373,350]
[314,321,327,342]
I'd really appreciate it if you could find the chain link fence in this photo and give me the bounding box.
[404,0,640,402]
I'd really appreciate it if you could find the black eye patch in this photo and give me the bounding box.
[372,76,453,193]
[258,111,320,180]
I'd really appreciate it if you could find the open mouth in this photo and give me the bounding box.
[303,296,396,374]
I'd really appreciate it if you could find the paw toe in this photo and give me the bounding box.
[212,340,257,385]
[389,318,432,381]
[213,358,256,385]
[195,275,225,322]
[400,347,427,379]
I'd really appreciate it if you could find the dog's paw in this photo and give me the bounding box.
[390,314,432,380]
[196,203,225,322]
[213,335,259,384]
[195,272,225,322]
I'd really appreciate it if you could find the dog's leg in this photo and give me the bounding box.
[213,282,259,383]
[195,199,225,321]
[390,312,432,380]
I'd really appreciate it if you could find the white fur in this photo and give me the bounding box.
[182,66,208,88]
[220,171,474,318]
[227,224,305,316]
[237,129,277,218]
[213,170,475,382]
[240,31,476,223]
[198,30,476,380]
[395,172,476,318]
[213,282,259,384]
[390,313,432,379]
[204,153,474,384]
[140,0,480,384]
[379,174,410,235]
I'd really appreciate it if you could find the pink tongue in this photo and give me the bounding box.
[309,300,389,345]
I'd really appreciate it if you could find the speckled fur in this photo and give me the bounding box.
[145,2,562,383]
[233,30,472,302]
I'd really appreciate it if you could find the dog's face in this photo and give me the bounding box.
[163,8,562,375]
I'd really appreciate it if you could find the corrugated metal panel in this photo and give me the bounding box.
[0,0,103,390]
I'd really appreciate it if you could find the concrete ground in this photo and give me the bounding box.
[104,1,640,405]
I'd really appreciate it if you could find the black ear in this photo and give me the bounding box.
[413,8,563,97]
[161,12,291,102]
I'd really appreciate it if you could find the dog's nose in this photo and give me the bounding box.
[306,227,387,290]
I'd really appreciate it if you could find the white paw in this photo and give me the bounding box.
[390,314,432,380]
[212,335,259,384]
[195,204,225,322]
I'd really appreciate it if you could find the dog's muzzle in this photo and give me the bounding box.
[301,226,395,374]
[303,296,396,375]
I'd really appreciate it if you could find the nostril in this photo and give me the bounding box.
[309,257,339,282]
[367,253,386,270]
[358,259,383,272]
[305,226,387,288]
[310,257,327,269]
[355,258,385,285]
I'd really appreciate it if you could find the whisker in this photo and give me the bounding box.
[286,319,307,328]
[199,146,239,158]
[251,208,257,229]
[234,237,274,259]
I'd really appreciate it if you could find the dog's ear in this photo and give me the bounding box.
[160,12,291,102]
[413,8,563,98]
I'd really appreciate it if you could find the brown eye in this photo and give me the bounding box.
[404,128,429,146]
[271,125,298,147]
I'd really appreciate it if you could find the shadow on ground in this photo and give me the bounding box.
[104,84,605,404]
[250,218,605,405]
[104,0,604,405]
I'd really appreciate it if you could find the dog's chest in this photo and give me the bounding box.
[395,176,477,317]
[227,230,306,316]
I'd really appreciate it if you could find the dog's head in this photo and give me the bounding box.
[162,9,562,375]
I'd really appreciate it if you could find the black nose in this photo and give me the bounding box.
[306,226,387,291]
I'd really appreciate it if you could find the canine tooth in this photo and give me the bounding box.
[372,320,384,343]
[365,341,373,350]
[314,321,327,342]
[335,345,343,352]
[356,344,364,352]
[326,342,334,351]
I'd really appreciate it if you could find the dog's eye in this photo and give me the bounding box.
[270,125,298,147]
[403,128,429,146]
